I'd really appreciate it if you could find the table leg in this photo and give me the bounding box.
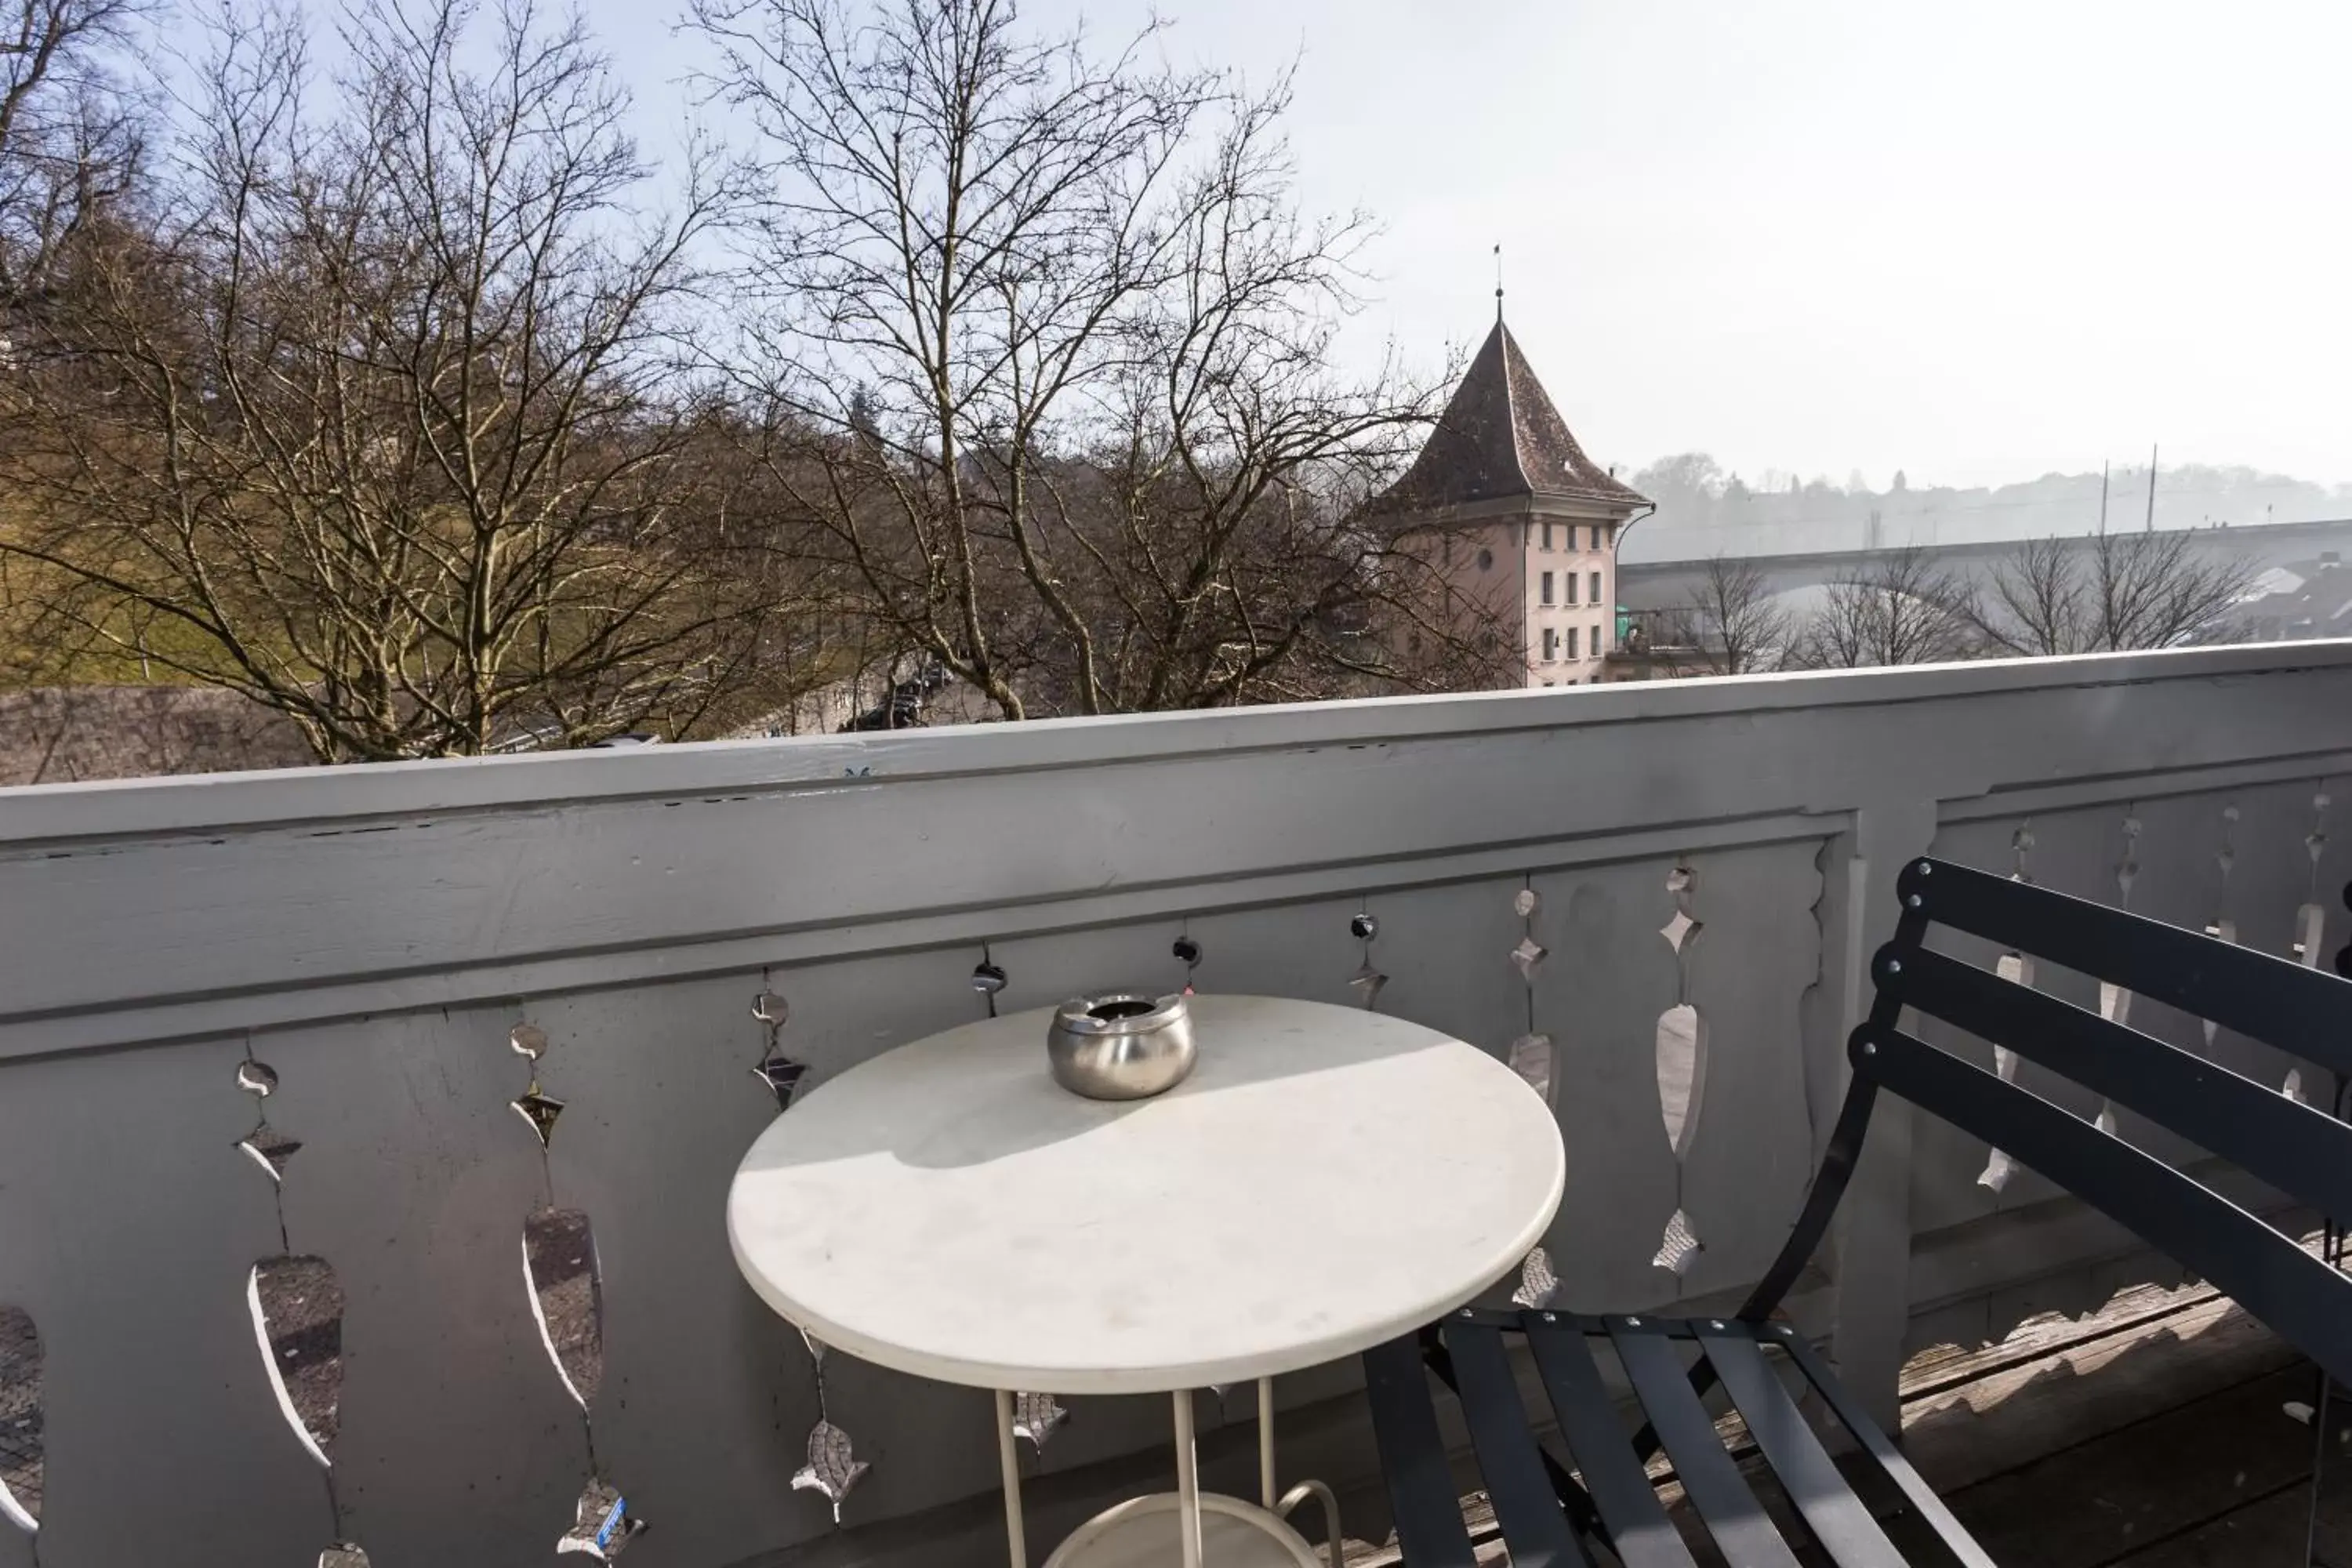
[1171,1390,1203,1568]
[1258,1374,1276,1509]
[996,1389,1028,1568]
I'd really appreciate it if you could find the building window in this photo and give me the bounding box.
[1589,570,1602,604]
[1565,572,1578,606]
[1541,521,1554,550]
[1478,547,1494,572]
[1592,622,1603,655]
[1566,626,1581,659]
[1603,524,1616,550]
[1541,626,1557,661]
[1541,571,1555,604]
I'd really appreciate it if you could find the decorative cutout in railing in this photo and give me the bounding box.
[1656,1005,1705,1156]
[1507,1033,1554,1099]
[507,1015,644,1559]
[2099,811,2140,1028]
[1348,908,1385,1007]
[1502,873,1560,1304]
[794,1420,869,1526]
[2091,808,2141,1135]
[1978,951,2034,1195]
[1011,1391,1069,1454]
[0,1304,39,1536]
[557,1478,644,1562]
[1508,880,1555,1102]
[1173,931,1203,993]
[236,1053,303,1184]
[233,1045,363,1565]
[250,1255,344,1467]
[971,954,1009,1023]
[2204,803,2241,1049]
[1653,862,1707,1275]
[749,987,807,1113]
[1973,822,2041,1194]
[787,1302,868,1522]
[524,1209,604,1413]
[2293,788,2332,968]
[1509,1247,1559,1310]
[2281,785,2337,1105]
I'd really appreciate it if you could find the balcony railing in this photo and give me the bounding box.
[4,641,2351,1568]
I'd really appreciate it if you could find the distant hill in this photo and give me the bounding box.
[1619,455,2352,564]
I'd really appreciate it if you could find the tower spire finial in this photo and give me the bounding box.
[1493,243,1504,321]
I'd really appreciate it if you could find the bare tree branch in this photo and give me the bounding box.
[688,0,1501,717]
[1685,552,1789,675]
[0,0,822,760]
[1789,545,1976,669]
[1966,532,2256,655]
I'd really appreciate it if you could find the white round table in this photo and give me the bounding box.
[728,993,1564,1567]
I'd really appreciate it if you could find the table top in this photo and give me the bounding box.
[727,993,1565,1395]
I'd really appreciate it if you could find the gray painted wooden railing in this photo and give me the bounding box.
[4,641,2351,1568]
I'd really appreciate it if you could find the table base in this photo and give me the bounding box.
[997,1383,1341,1568]
[1041,1493,1323,1568]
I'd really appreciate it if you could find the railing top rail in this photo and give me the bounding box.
[5,641,2350,845]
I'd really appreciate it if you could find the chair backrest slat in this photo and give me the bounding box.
[1857,1024,2352,1389]
[1881,944,2352,1221]
[1899,857,2352,1077]
[1861,855,2352,1389]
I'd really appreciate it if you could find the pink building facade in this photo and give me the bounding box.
[1372,316,1650,686]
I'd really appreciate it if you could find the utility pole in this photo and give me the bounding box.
[2098,459,2110,536]
[2143,444,2158,533]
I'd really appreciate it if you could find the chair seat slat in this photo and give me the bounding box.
[1442,1322,1592,1567]
[1608,1321,1804,1568]
[1363,1334,1479,1568]
[1773,1327,1999,1568]
[1523,1317,1700,1568]
[1696,1323,1905,1568]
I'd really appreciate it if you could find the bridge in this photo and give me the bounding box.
[1617,513,2352,617]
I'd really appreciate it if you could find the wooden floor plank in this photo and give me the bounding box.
[2103,1475,2352,1568]
[1899,1279,2223,1403]
[1902,1297,2302,1495]
[1943,1364,2325,1568]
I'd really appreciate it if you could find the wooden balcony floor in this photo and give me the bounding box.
[1352,1276,2352,1567]
[1900,1280,2343,1568]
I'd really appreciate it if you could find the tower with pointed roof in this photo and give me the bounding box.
[1371,311,1649,687]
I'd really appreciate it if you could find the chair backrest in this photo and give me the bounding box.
[1858,855,2352,1387]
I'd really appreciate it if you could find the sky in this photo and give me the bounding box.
[581,0,2352,491]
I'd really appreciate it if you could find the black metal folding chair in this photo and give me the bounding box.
[1364,855,2352,1566]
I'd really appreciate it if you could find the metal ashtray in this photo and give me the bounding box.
[1047,993,1196,1100]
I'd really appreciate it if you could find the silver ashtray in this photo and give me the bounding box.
[1047,993,1196,1100]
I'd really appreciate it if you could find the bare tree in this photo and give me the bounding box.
[1969,531,2254,655]
[1790,546,1976,669]
[690,0,1499,719]
[1683,553,1790,675]
[0,0,150,306]
[2,0,811,760]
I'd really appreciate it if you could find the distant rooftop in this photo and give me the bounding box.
[1375,317,1650,518]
